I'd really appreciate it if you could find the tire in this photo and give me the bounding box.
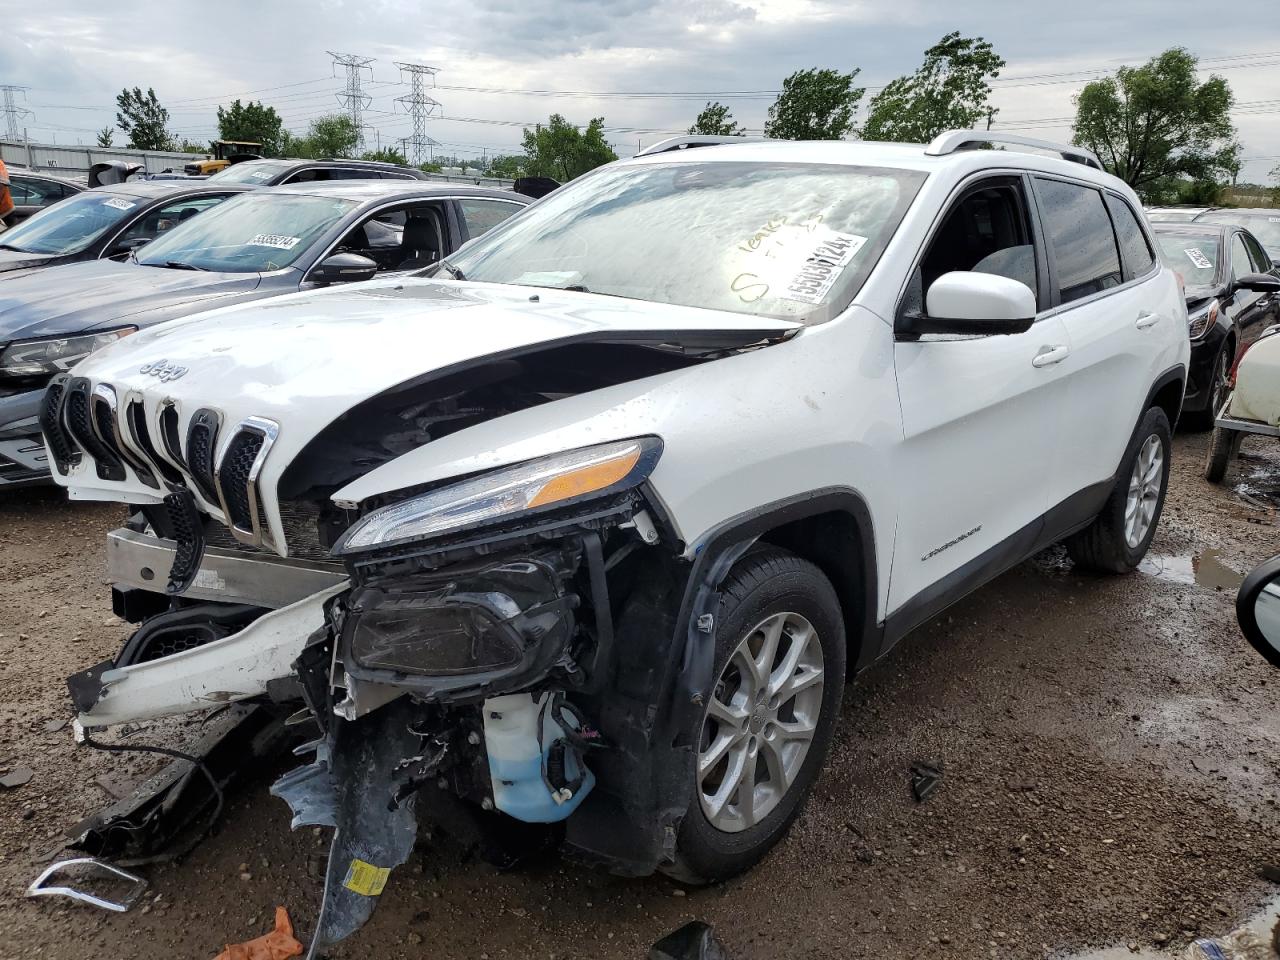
[1184,342,1232,432]
[665,548,845,885]
[1203,424,1236,483]
[1066,406,1172,574]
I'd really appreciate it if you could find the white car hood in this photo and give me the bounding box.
[56,277,799,554]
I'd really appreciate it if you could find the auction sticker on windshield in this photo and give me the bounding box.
[730,219,867,307]
[101,197,136,211]
[782,230,867,304]
[248,234,302,250]
[1185,248,1213,270]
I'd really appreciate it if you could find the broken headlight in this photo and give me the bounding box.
[334,437,661,554]
[342,552,578,694]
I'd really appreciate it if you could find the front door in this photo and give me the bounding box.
[890,174,1072,613]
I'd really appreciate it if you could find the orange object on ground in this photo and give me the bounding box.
[213,906,304,960]
[0,159,13,221]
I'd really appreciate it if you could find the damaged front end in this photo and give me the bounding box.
[272,436,692,950]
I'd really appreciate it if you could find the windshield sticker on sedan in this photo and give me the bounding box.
[101,197,136,211]
[247,234,302,250]
[1184,248,1213,270]
[249,170,273,180]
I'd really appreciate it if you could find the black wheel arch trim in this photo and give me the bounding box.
[657,486,879,748]
[1145,362,1187,426]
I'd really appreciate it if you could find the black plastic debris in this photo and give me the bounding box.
[649,922,730,960]
[910,761,943,802]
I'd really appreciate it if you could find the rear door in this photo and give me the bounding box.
[889,174,1072,612]
[1038,179,1171,503]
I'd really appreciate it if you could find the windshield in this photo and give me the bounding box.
[136,193,357,272]
[1197,213,1280,261]
[1155,233,1221,289]
[0,190,137,255]
[446,161,927,323]
[208,160,292,184]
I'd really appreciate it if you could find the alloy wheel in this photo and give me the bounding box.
[1124,434,1164,548]
[696,611,825,833]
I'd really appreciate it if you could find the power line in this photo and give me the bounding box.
[328,52,375,151]
[394,62,441,164]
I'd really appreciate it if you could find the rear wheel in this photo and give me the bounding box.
[665,548,845,884]
[1066,407,1171,573]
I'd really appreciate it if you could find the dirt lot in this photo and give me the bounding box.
[2,431,1279,960]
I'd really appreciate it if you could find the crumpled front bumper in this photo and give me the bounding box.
[69,582,348,728]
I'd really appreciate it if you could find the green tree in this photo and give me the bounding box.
[361,147,408,165]
[688,101,745,136]
[176,139,208,154]
[764,68,864,141]
[115,87,172,151]
[861,32,1006,143]
[521,114,617,180]
[95,127,114,148]
[485,154,524,178]
[281,115,360,159]
[1072,48,1237,197]
[419,162,443,174]
[216,99,284,156]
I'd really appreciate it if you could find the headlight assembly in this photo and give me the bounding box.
[335,436,662,554]
[1188,300,1219,340]
[0,328,136,378]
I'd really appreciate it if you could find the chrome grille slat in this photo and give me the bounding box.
[213,416,280,550]
[91,384,158,490]
[184,409,221,504]
[63,378,125,482]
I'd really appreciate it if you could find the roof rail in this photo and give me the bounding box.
[636,135,761,157]
[924,130,1104,171]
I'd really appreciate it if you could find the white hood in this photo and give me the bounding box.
[56,276,799,553]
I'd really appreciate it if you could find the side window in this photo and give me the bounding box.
[115,195,229,246]
[283,169,327,183]
[328,168,381,180]
[1035,178,1123,304]
[11,177,64,207]
[1103,194,1155,279]
[901,178,1037,318]
[459,198,521,239]
[1242,233,1270,275]
[1230,234,1254,281]
[331,202,449,272]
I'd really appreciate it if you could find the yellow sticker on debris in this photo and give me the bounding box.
[342,859,391,897]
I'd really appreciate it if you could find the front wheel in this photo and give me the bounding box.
[1066,407,1172,574]
[664,548,845,884]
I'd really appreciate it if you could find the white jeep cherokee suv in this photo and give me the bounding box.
[46,131,1188,950]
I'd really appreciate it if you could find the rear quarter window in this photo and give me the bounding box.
[1103,194,1156,279]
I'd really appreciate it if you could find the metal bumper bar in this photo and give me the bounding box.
[1214,413,1280,438]
[107,528,345,609]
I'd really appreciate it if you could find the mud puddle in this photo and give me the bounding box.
[1138,548,1243,590]
[1064,892,1280,959]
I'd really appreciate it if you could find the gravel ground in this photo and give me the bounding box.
[1,431,1279,960]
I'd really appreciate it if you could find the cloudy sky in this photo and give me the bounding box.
[4,0,1279,181]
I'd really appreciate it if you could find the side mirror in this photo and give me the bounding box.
[108,236,152,260]
[1237,553,1280,668]
[310,252,378,285]
[905,271,1036,337]
[1236,272,1280,294]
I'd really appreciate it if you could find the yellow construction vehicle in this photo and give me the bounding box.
[183,140,263,177]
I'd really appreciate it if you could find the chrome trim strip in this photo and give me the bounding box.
[93,387,160,490]
[212,416,281,549]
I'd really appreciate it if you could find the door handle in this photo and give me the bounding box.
[1135,312,1162,329]
[1032,345,1070,368]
